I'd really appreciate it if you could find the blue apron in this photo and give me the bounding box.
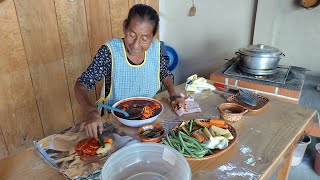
[97,38,160,114]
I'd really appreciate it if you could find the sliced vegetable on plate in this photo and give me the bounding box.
[161,119,237,160]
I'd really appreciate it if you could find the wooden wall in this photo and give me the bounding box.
[0,0,159,160]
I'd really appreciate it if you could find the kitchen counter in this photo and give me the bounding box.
[0,83,317,179]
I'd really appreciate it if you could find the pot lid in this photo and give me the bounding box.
[239,44,283,57]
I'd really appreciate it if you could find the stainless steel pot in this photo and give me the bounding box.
[236,44,285,75]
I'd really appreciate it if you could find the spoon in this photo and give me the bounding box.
[125,104,146,119]
[96,103,129,118]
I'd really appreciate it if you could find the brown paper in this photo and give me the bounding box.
[34,121,139,179]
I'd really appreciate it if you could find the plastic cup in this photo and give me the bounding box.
[101,143,192,180]
[291,135,311,166]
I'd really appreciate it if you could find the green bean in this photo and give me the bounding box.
[193,153,205,157]
[193,150,207,155]
[170,130,176,139]
[178,131,196,157]
[192,120,197,126]
[189,120,193,132]
[165,130,212,158]
[182,137,203,151]
[180,132,204,151]
[181,143,185,153]
[173,145,181,152]
[171,139,180,147]
[176,144,185,154]
[200,144,214,153]
[184,142,199,150]
[162,138,169,146]
[170,137,182,152]
[190,148,207,156]
[171,142,181,150]
[183,153,192,157]
[166,135,174,147]
[180,145,184,153]
[189,147,204,152]
[166,135,186,154]
[170,138,181,145]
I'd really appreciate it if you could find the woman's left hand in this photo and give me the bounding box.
[171,96,185,110]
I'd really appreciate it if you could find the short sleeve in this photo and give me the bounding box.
[77,45,112,91]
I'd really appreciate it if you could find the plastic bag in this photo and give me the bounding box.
[173,94,201,116]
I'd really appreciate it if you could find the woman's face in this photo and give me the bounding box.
[123,18,154,56]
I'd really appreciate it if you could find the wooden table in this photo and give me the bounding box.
[0,83,317,180]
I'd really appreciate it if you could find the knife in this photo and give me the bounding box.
[237,89,257,107]
[97,132,105,148]
[213,83,239,95]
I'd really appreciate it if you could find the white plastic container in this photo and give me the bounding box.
[101,143,192,180]
[291,135,311,166]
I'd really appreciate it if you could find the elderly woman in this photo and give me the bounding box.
[75,4,184,137]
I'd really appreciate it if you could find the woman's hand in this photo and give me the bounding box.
[74,82,104,137]
[171,96,185,111]
[84,110,103,138]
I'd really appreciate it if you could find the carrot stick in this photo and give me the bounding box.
[195,119,228,129]
[192,132,205,143]
[199,122,212,128]
[203,122,229,129]
[209,119,225,126]
[219,124,229,129]
[192,125,201,131]
[104,138,113,144]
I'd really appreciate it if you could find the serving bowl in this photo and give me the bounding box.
[218,103,248,122]
[111,97,163,127]
[137,123,165,143]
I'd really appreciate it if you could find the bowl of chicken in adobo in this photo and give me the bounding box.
[111,97,163,127]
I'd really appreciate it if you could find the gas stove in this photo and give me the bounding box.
[223,60,291,84]
[210,60,308,104]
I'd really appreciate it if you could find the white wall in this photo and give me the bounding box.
[254,0,320,77]
[159,0,256,84]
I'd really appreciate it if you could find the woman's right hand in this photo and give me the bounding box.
[84,110,103,138]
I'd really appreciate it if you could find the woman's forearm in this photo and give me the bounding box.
[162,76,177,97]
[74,81,98,114]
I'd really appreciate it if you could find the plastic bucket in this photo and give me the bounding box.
[291,135,311,166]
[314,143,320,176]
[101,143,192,180]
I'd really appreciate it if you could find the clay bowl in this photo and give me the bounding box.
[218,103,248,122]
[137,123,165,143]
[170,120,238,161]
